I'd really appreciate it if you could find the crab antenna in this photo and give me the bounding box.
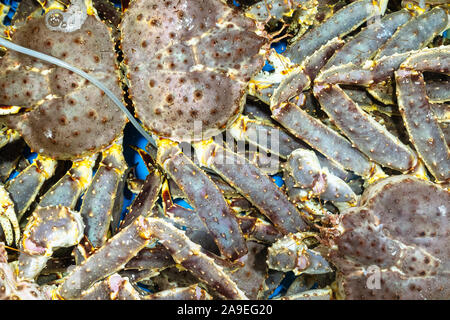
[0,37,157,147]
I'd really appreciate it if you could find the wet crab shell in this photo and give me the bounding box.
[0,14,126,160]
[328,175,449,299]
[120,0,267,141]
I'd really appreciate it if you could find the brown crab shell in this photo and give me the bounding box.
[120,0,266,142]
[328,175,450,299]
[1,15,126,160]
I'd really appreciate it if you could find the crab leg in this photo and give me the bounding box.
[165,183,230,252]
[432,103,450,122]
[257,41,386,178]
[249,38,343,106]
[316,50,418,86]
[228,115,307,159]
[229,115,352,181]
[0,139,25,183]
[18,206,84,280]
[6,156,57,220]
[110,166,130,235]
[285,0,388,65]
[0,128,20,149]
[271,38,344,107]
[270,67,311,110]
[313,84,417,172]
[301,38,345,80]
[118,268,161,283]
[80,142,127,249]
[342,88,401,118]
[119,168,162,230]
[195,140,309,234]
[242,150,282,175]
[124,246,175,272]
[399,46,450,74]
[395,74,450,182]
[157,140,247,261]
[0,242,46,300]
[323,10,412,69]
[393,47,450,181]
[426,79,450,103]
[283,171,333,221]
[271,102,377,178]
[144,284,212,300]
[0,184,20,246]
[368,6,448,104]
[285,149,356,203]
[161,180,217,251]
[259,270,286,299]
[145,218,248,300]
[267,232,332,276]
[57,216,153,299]
[162,181,283,244]
[441,122,450,146]
[237,216,283,244]
[211,241,268,299]
[375,7,448,59]
[38,156,97,209]
[79,274,142,300]
[276,288,333,300]
[243,101,273,121]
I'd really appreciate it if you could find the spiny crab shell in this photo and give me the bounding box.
[120,0,267,141]
[0,14,126,160]
[327,175,449,299]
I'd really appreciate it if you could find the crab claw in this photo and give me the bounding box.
[267,232,332,276]
[285,149,357,203]
[18,206,84,280]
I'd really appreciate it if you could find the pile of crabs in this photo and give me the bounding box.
[0,0,448,300]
